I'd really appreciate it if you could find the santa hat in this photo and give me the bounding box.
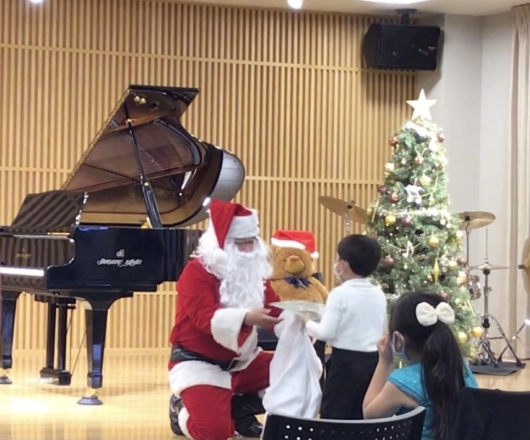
[270,230,319,259]
[208,199,260,263]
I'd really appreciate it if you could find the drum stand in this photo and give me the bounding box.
[343,213,351,236]
[474,266,523,368]
[498,319,530,362]
[463,221,474,297]
[464,221,472,277]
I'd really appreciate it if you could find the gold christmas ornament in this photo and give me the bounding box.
[471,326,484,339]
[384,163,395,173]
[457,331,468,344]
[428,236,440,247]
[428,195,435,206]
[419,175,432,186]
[456,231,464,239]
[433,258,440,283]
[385,215,396,226]
[367,207,373,216]
[448,260,458,270]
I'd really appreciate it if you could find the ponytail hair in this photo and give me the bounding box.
[389,292,466,440]
[422,320,465,440]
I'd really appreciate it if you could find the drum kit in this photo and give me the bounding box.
[319,195,530,367]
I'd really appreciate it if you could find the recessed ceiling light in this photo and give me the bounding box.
[358,0,426,4]
[29,0,45,4]
[287,0,303,9]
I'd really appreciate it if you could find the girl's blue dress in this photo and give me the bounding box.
[388,362,478,440]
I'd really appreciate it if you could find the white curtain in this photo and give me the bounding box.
[508,4,530,357]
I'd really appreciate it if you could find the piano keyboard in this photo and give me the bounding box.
[0,266,44,277]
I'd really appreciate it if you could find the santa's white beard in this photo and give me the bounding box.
[194,229,273,309]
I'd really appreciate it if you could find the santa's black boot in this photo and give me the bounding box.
[169,394,185,436]
[231,393,265,438]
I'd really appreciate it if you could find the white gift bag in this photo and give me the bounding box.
[262,311,323,418]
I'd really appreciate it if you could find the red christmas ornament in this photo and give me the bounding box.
[441,292,449,301]
[414,156,424,165]
[389,136,399,147]
[457,257,467,266]
[401,216,412,226]
[437,133,445,143]
[384,255,395,267]
[378,185,388,194]
[388,193,399,203]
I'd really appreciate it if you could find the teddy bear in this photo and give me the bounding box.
[266,229,329,389]
[269,230,328,304]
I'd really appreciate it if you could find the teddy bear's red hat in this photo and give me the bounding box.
[271,230,319,259]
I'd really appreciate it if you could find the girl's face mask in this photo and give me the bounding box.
[391,332,412,364]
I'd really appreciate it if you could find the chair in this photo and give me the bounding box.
[451,387,530,440]
[262,406,426,440]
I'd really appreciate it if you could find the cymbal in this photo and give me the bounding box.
[457,211,496,230]
[319,196,368,223]
[518,237,530,296]
[471,262,509,272]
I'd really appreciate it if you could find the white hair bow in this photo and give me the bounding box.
[415,301,455,327]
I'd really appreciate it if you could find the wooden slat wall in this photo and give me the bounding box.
[0,0,416,352]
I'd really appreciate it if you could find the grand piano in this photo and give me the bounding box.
[0,85,245,405]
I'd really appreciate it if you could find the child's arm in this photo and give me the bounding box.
[363,337,419,418]
[305,290,341,342]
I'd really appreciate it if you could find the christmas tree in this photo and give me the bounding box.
[365,90,477,357]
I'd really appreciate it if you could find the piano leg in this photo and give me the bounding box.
[77,295,124,406]
[39,298,74,386]
[43,302,57,371]
[0,290,22,385]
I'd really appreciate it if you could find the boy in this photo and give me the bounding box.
[305,234,386,420]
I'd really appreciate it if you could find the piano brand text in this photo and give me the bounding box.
[96,258,143,267]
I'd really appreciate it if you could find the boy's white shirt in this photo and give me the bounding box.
[306,278,387,352]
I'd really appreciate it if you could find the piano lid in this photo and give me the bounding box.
[60,85,245,228]
[2,191,88,234]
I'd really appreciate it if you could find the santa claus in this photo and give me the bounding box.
[168,199,283,440]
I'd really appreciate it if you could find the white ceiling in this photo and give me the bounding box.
[183,0,521,16]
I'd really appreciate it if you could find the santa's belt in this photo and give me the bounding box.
[170,345,241,371]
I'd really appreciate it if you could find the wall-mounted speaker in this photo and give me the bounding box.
[362,23,442,71]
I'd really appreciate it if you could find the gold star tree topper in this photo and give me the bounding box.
[407,89,437,121]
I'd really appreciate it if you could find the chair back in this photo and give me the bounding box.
[262,406,425,440]
[451,387,530,440]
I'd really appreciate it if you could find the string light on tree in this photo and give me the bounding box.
[366,89,477,358]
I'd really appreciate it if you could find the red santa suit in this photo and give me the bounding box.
[168,200,282,440]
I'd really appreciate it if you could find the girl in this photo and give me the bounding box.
[363,291,478,440]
